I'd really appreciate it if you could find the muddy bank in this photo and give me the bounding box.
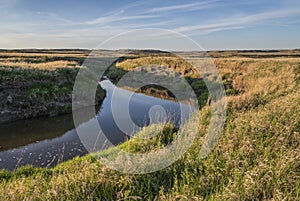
[0,83,105,124]
[1,82,68,124]
[0,81,105,124]
[0,67,105,125]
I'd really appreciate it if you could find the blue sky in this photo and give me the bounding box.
[0,0,300,50]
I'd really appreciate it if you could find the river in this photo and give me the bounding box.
[0,79,195,170]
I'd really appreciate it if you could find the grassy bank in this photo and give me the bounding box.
[0,51,106,124]
[0,53,299,200]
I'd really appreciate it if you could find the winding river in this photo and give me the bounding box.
[0,79,195,170]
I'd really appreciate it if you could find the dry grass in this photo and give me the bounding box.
[0,52,86,58]
[0,60,79,70]
[0,54,299,200]
[215,58,299,110]
[116,56,197,77]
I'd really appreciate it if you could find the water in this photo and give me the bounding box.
[0,79,194,170]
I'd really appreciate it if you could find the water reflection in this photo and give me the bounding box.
[0,79,194,170]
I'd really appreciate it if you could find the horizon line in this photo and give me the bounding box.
[0,47,299,52]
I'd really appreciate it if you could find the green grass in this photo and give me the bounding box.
[1,91,299,200]
[0,55,299,200]
[26,82,73,100]
[0,66,53,82]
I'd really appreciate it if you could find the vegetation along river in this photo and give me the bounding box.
[0,79,195,170]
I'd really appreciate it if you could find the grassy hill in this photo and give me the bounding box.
[0,53,299,200]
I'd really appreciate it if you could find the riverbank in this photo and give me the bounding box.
[0,79,190,170]
[1,49,299,124]
[0,52,299,200]
[0,51,106,124]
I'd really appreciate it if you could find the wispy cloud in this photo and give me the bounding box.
[1,0,300,49]
[174,8,300,35]
[145,1,219,13]
[86,12,158,25]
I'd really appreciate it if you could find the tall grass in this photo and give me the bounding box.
[116,56,197,77]
[0,56,299,200]
[0,60,78,70]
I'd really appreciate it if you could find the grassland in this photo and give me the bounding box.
[0,50,107,123]
[0,50,299,200]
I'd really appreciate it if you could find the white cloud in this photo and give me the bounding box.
[1,0,300,49]
[86,12,158,25]
[145,1,219,13]
[174,8,300,35]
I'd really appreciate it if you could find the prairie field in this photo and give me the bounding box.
[0,50,299,200]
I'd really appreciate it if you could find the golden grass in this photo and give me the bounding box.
[0,53,86,58]
[0,55,299,200]
[115,56,197,76]
[0,60,79,70]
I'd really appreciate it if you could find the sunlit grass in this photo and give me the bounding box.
[0,60,78,70]
[0,53,299,200]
